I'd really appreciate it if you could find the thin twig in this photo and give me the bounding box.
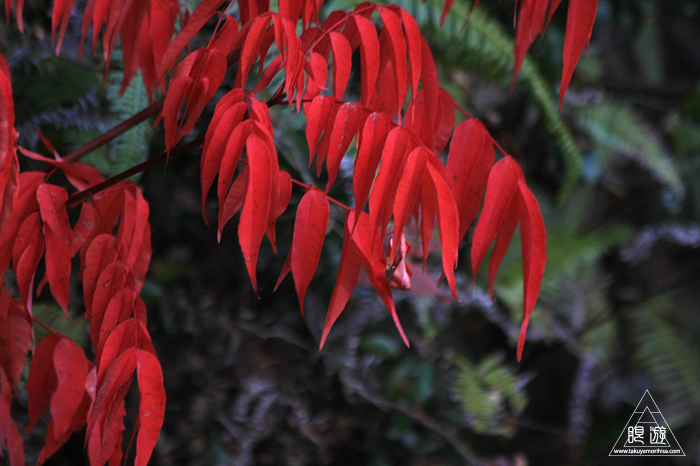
[67,137,204,206]
[62,99,165,164]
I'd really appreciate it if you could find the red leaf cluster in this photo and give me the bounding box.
[0,0,599,461]
[0,51,163,465]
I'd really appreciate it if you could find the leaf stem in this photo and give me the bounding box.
[290,178,351,211]
[62,99,165,164]
[32,315,56,334]
[67,136,204,206]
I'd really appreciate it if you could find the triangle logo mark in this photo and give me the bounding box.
[610,390,684,456]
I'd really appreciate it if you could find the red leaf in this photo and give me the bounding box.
[89,261,132,352]
[25,334,61,432]
[304,95,335,163]
[515,179,546,361]
[96,288,139,361]
[82,235,119,318]
[400,9,422,103]
[391,147,428,260]
[446,119,495,244]
[329,31,352,100]
[51,0,77,54]
[426,157,460,300]
[418,171,437,269]
[236,16,271,89]
[470,156,546,361]
[0,288,31,398]
[265,169,293,251]
[0,172,43,275]
[291,188,329,314]
[512,0,550,87]
[160,75,192,154]
[42,224,71,317]
[559,0,598,109]
[238,126,274,293]
[354,112,391,218]
[38,390,90,465]
[350,210,409,346]
[12,212,43,308]
[134,351,165,466]
[320,210,363,349]
[51,338,89,439]
[368,127,410,241]
[378,7,407,119]
[471,156,521,281]
[352,15,380,107]
[0,368,24,466]
[156,0,227,83]
[37,184,71,242]
[71,203,96,258]
[325,102,362,192]
[97,319,155,390]
[217,120,253,236]
[219,162,249,242]
[88,348,137,456]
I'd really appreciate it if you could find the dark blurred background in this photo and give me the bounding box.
[2,0,700,464]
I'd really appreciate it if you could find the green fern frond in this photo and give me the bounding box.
[577,102,684,197]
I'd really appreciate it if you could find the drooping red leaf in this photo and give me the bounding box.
[470,156,546,361]
[0,172,43,275]
[156,0,227,84]
[89,261,132,352]
[446,119,495,244]
[50,338,89,439]
[378,7,407,119]
[96,288,139,360]
[471,156,521,280]
[12,212,44,309]
[368,127,410,241]
[559,0,598,109]
[329,31,352,100]
[160,75,192,154]
[0,367,24,466]
[354,112,391,218]
[217,120,253,236]
[82,234,119,318]
[42,224,71,317]
[399,8,422,103]
[88,348,137,455]
[291,188,329,314]
[319,210,364,349]
[134,350,166,466]
[38,390,90,466]
[349,210,409,346]
[71,203,96,258]
[238,126,274,293]
[236,16,271,89]
[325,102,362,192]
[219,162,249,241]
[304,95,335,163]
[265,169,293,251]
[418,170,437,270]
[97,319,155,390]
[36,183,71,242]
[512,0,550,87]
[352,15,380,107]
[25,333,61,432]
[426,157,460,300]
[391,147,428,260]
[515,179,546,361]
[0,288,31,398]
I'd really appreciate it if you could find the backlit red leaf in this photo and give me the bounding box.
[560,0,598,109]
[291,188,329,314]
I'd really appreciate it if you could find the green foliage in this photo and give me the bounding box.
[452,354,527,436]
[577,102,684,197]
